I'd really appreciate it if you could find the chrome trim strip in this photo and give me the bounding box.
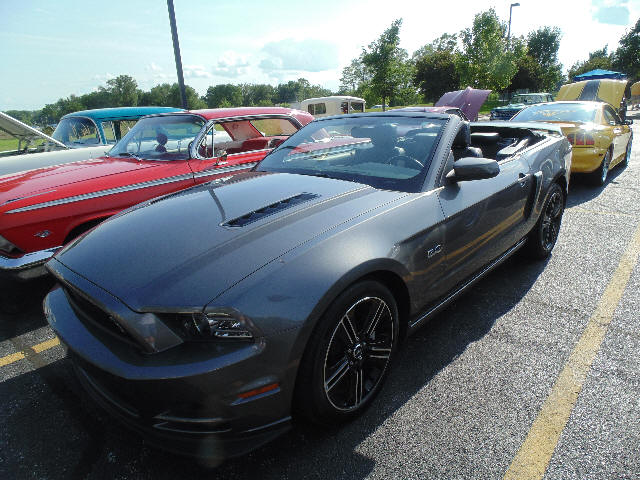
[409,238,527,330]
[8,162,260,214]
[0,246,61,271]
[192,162,257,179]
[6,172,195,213]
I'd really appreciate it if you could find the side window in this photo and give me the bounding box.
[350,102,364,113]
[101,121,116,144]
[115,120,137,140]
[603,107,617,125]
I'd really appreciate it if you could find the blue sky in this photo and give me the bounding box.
[1,0,638,110]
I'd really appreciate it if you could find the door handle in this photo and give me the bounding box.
[518,173,528,187]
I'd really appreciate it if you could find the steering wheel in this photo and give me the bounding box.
[386,155,423,170]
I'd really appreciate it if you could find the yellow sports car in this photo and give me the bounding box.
[511,100,633,185]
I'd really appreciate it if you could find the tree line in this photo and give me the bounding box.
[6,9,640,126]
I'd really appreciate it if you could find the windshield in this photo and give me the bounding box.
[52,117,100,147]
[513,103,598,123]
[109,115,205,161]
[512,95,545,104]
[256,116,446,192]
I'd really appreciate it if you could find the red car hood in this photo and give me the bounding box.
[0,156,157,204]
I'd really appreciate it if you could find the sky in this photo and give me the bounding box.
[0,0,638,110]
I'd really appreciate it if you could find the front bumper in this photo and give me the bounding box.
[570,147,607,173]
[0,246,60,281]
[43,279,299,459]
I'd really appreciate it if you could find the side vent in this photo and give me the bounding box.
[223,193,319,228]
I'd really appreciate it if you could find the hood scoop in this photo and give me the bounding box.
[222,192,319,228]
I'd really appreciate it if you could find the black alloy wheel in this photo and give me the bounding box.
[295,280,399,424]
[525,183,564,259]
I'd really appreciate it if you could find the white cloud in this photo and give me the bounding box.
[183,65,213,79]
[260,39,340,73]
[211,52,251,78]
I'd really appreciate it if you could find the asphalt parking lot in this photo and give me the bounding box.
[1,116,639,479]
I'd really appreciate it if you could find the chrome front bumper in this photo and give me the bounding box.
[0,246,61,281]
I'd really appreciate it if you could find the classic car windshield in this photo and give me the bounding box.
[513,103,598,123]
[257,116,446,192]
[109,115,205,161]
[511,94,546,104]
[52,117,100,147]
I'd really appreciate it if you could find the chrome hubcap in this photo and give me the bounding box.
[323,296,394,411]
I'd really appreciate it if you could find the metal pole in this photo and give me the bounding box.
[507,2,520,46]
[167,0,187,109]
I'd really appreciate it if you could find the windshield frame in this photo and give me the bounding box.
[256,113,448,193]
[109,113,206,161]
[52,116,102,147]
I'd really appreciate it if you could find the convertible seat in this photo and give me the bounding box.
[452,123,482,160]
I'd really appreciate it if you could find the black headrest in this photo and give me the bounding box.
[453,122,471,148]
[156,133,168,145]
[352,124,397,149]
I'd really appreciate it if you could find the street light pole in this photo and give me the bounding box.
[167,0,187,109]
[507,2,520,46]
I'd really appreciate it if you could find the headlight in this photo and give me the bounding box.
[178,312,256,341]
[0,234,22,255]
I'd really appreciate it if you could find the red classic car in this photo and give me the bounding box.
[0,107,313,281]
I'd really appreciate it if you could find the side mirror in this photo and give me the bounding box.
[624,119,634,125]
[446,157,500,182]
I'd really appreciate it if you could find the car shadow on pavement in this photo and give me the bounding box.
[565,164,627,209]
[0,277,54,342]
[0,252,550,480]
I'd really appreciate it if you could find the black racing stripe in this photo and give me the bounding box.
[577,80,601,101]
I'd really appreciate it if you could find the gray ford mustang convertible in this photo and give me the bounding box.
[44,112,571,459]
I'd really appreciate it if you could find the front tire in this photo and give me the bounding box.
[524,182,564,259]
[294,280,399,425]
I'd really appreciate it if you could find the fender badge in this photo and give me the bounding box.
[34,230,51,238]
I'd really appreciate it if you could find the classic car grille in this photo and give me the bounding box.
[64,287,139,348]
[222,193,319,228]
[492,109,520,120]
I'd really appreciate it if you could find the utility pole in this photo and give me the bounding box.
[507,2,520,47]
[167,0,187,109]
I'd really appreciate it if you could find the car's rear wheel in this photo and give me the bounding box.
[524,183,564,259]
[295,280,399,425]
[589,148,612,186]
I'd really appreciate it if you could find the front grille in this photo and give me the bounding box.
[493,109,520,120]
[64,286,139,348]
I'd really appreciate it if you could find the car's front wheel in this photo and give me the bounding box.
[295,280,399,425]
[524,182,565,259]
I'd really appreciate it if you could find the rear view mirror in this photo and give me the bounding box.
[446,157,500,182]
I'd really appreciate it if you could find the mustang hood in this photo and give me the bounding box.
[435,87,491,121]
[556,79,627,108]
[53,172,407,311]
[0,157,157,204]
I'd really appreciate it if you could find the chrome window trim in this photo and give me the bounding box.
[190,114,304,161]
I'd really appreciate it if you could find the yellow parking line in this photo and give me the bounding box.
[504,221,640,480]
[0,337,60,369]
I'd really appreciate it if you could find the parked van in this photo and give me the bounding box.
[301,96,366,117]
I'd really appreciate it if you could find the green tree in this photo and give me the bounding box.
[567,47,613,81]
[139,83,173,106]
[339,57,370,94]
[413,34,461,102]
[526,26,564,91]
[204,84,243,108]
[361,19,408,110]
[612,18,640,83]
[456,9,522,91]
[101,75,138,106]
